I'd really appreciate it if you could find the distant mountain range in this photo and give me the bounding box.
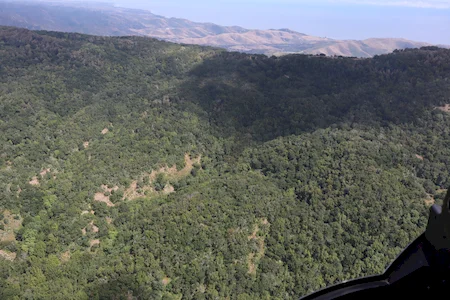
[0,1,446,57]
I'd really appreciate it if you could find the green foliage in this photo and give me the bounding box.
[1,26,450,299]
[154,173,168,192]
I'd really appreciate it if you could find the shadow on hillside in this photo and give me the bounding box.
[91,277,177,300]
[178,48,450,143]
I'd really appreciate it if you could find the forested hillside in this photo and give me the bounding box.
[1,26,450,299]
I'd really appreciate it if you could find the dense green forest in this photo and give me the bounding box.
[1,26,450,299]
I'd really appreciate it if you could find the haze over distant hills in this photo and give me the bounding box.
[0,1,445,57]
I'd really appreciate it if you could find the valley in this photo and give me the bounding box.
[0,26,450,298]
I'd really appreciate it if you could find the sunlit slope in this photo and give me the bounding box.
[1,27,450,299]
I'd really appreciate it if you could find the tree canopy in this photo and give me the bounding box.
[1,26,450,299]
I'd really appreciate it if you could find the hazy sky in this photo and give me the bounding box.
[50,0,450,43]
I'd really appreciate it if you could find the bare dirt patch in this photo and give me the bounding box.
[90,221,99,233]
[0,211,22,244]
[163,184,175,194]
[425,194,436,206]
[82,221,99,235]
[94,193,115,207]
[124,153,201,201]
[0,250,16,261]
[0,211,21,261]
[29,176,39,186]
[415,154,424,161]
[90,239,100,247]
[101,128,109,135]
[436,104,450,112]
[123,180,147,201]
[162,277,172,286]
[106,217,113,224]
[247,218,270,275]
[29,169,53,186]
[60,250,70,263]
[425,199,436,206]
[94,185,118,207]
[40,168,50,177]
[197,283,206,294]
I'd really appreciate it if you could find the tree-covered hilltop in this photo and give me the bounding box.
[1,26,450,299]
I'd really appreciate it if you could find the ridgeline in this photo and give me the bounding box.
[1,26,450,299]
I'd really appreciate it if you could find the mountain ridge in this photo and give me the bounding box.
[0,0,445,57]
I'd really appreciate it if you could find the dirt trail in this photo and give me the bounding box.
[93,154,201,205]
[175,153,201,179]
[247,253,256,274]
[248,224,259,241]
[124,153,201,201]
[247,218,270,275]
[123,181,145,201]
